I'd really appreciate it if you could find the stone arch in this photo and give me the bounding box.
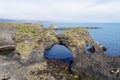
[57,28,96,58]
[44,43,74,71]
[44,43,74,59]
[9,26,116,79]
[56,28,105,72]
[14,26,103,70]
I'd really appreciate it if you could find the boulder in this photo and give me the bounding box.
[100,45,107,51]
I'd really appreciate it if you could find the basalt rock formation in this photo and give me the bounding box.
[0,24,119,80]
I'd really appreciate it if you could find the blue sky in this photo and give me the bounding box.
[0,0,120,22]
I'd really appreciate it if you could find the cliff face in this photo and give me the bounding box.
[0,25,119,80]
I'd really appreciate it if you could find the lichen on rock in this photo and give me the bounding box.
[43,29,59,50]
[14,26,44,63]
[14,26,58,64]
[57,27,114,79]
[58,28,94,57]
[15,26,41,42]
[1,24,118,80]
[16,41,35,56]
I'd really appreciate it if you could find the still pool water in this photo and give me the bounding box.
[44,44,73,67]
[44,44,73,60]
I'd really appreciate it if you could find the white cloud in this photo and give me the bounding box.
[0,0,120,22]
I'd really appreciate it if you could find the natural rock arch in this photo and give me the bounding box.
[44,44,74,70]
[14,26,103,66]
[0,24,120,80]
[57,28,97,57]
[14,26,114,79]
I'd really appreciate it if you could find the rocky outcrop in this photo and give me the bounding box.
[0,26,15,47]
[14,26,58,64]
[57,28,114,79]
[0,25,119,80]
[0,22,43,52]
[43,29,59,50]
[58,28,95,57]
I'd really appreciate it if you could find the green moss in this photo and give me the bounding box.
[44,29,58,42]
[16,41,36,55]
[15,26,58,43]
[60,28,88,45]
[15,26,58,56]
[15,26,44,55]
[15,26,38,42]
[57,28,91,55]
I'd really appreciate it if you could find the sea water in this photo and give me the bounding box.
[44,23,120,58]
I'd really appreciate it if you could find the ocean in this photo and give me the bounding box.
[44,23,120,57]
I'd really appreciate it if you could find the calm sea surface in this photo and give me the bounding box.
[44,23,120,58]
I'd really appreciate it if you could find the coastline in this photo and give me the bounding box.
[0,22,119,80]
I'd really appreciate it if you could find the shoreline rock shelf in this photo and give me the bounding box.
[0,24,119,80]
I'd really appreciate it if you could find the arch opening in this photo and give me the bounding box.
[44,44,73,71]
[55,30,64,34]
[85,43,95,55]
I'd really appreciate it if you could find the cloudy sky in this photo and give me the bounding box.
[0,0,120,22]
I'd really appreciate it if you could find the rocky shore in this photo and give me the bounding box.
[0,23,119,80]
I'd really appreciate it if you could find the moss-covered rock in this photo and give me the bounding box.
[15,26,41,63]
[15,26,42,42]
[44,29,59,50]
[57,28,113,79]
[58,28,94,57]
[0,24,119,80]
[15,26,42,53]
[14,26,58,64]
[16,41,35,56]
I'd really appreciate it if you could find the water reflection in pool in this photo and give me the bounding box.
[44,44,73,70]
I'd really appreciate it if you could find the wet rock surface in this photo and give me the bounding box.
[0,24,119,80]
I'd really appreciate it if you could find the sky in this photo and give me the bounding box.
[0,0,120,23]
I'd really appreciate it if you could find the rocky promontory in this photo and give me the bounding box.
[0,23,119,80]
